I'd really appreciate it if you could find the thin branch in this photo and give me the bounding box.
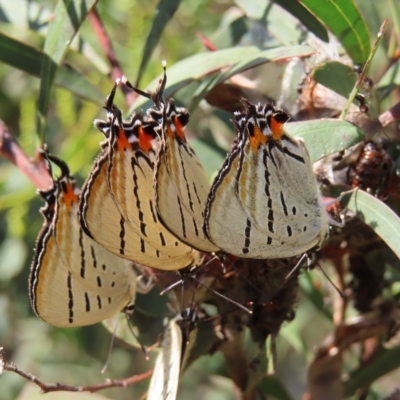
[3,361,152,393]
[0,119,52,191]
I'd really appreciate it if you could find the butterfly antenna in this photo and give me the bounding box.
[101,315,119,374]
[188,277,252,314]
[104,79,120,111]
[180,277,186,317]
[284,253,308,281]
[160,268,252,313]
[121,60,167,109]
[316,261,344,298]
[125,314,150,360]
[159,255,219,296]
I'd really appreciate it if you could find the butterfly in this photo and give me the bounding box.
[29,153,137,327]
[203,99,329,259]
[79,81,202,271]
[147,310,197,400]
[122,69,219,254]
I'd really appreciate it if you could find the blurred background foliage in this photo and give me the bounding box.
[1,0,400,399]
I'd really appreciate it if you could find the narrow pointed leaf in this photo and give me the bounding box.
[340,189,400,261]
[299,0,371,64]
[285,119,364,163]
[0,32,102,103]
[312,61,357,98]
[136,0,180,85]
[132,45,315,109]
[38,0,98,140]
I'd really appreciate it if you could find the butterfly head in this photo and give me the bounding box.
[38,152,79,220]
[235,99,291,150]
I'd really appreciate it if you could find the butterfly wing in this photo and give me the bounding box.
[80,113,201,270]
[204,101,328,258]
[154,101,219,253]
[30,158,136,327]
[147,317,182,400]
[147,312,197,400]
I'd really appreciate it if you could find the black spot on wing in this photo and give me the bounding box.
[192,182,201,205]
[177,196,187,238]
[282,146,305,164]
[119,217,125,255]
[280,192,288,216]
[149,199,158,223]
[192,218,199,237]
[160,231,166,246]
[79,229,85,278]
[85,292,90,312]
[242,218,251,254]
[268,209,274,233]
[178,145,194,212]
[67,273,74,323]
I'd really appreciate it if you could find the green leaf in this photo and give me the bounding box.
[135,286,170,317]
[38,0,98,141]
[132,45,315,110]
[234,0,311,46]
[299,0,371,64]
[285,119,365,163]
[340,189,400,261]
[0,32,102,104]
[312,61,358,98]
[211,14,249,49]
[136,0,180,85]
[258,376,294,400]
[273,0,328,40]
[344,345,400,396]
[191,138,226,178]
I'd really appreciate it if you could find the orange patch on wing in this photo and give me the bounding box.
[63,183,79,208]
[270,116,284,141]
[172,116,186,141]
[116,128,130,152]
[249,125,267,151]
[137,126,154,153]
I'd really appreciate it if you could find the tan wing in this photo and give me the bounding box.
[80,113,201,270]
[30,157,136,327]
[204,101,328,259]
[147,317,182,400]
[155,101,219,253]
